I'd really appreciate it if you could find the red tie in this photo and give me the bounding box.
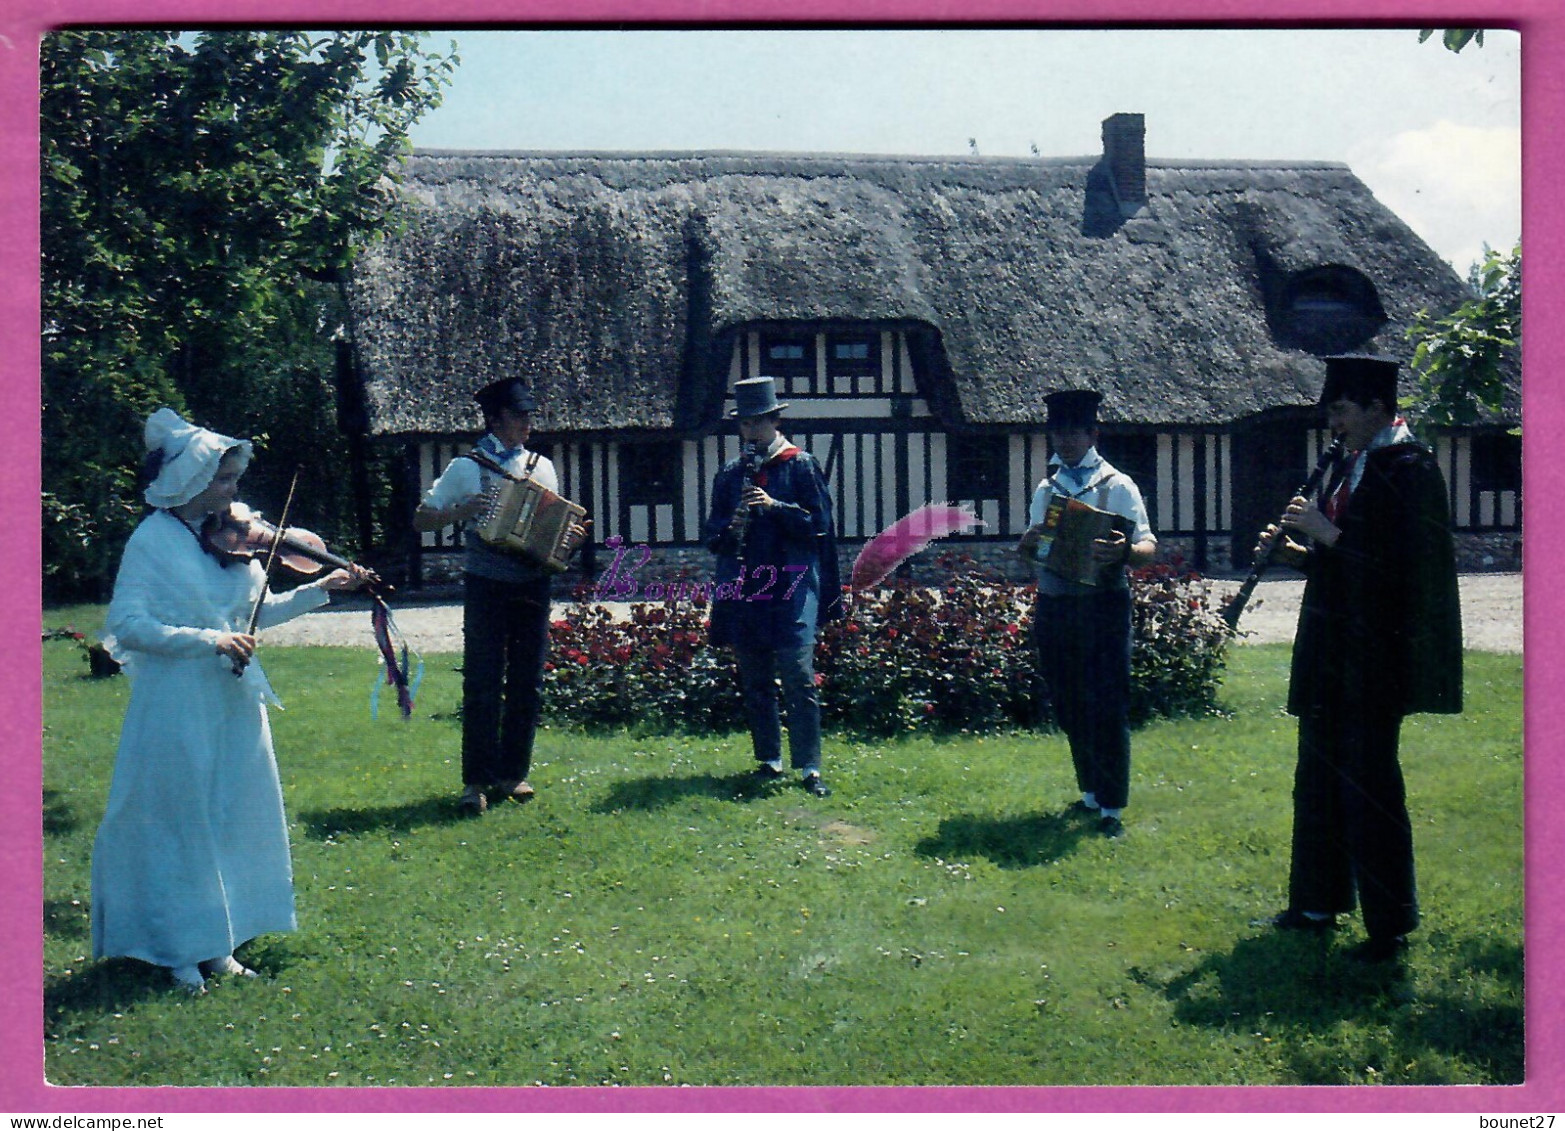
[1323,452,1359,523]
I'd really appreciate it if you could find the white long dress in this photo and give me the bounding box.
[91,509,330,969]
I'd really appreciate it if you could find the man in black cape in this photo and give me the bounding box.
[1258,354,1463,963]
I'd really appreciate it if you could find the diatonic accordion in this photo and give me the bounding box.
[1035,496,1134,587]
[473,476,587,573]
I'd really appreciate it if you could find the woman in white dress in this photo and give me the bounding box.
[91,408,366,994]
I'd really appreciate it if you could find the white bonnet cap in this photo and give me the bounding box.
[142,407,253,509]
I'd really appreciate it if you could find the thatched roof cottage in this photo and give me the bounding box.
[343,113,1520,582]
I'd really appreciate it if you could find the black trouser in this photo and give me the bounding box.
[462,573,551,787]
[1032,589,1133,810]
[1289,706,1418,940]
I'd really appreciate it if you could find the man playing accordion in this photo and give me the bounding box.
[1018,389,1157,838]
[415,377,584,816]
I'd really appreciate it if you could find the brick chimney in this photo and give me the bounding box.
[1101,113,1146,217]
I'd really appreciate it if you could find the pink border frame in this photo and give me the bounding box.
[3,1,1551,1114]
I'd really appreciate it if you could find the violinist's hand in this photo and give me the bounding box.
[215,632,257,664]
[319,566,370,592]
[1279,494,1340,547]
[1092,529,1130,565]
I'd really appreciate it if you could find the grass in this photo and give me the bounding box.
[40,604,1523,1088]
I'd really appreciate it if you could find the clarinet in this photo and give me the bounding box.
[732,442,764,567]
[1221,435,1347,630]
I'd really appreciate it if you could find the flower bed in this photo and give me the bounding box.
[541,554,1231,737]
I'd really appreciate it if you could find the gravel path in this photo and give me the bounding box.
[262,573,1521,655]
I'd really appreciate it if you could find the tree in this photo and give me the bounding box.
[1404,241,1520,428]
[41,30,456,599]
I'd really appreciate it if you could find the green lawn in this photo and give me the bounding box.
[40,609,1523,1087]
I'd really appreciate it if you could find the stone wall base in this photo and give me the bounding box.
[410,529,1522,594]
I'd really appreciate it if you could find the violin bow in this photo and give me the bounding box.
[234,467,301,674]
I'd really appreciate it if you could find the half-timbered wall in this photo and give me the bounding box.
[408,330,1515,574]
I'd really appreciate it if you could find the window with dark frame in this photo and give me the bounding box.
[1096,433,1157,529]
[1471,431,1521,494]
[826,332,881,392]
[619,442,682,507]
[759,334,815,396]
[947,433,1007,500]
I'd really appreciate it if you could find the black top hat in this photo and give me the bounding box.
[1044,389,1103,431]
[474,377,538,418]
[730,377,790,419]
[1319,354,1399,408]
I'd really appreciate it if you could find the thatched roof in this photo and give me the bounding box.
[345,145,1481,437]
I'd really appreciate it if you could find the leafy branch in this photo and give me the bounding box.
[1404,242,1519,428]
[1418,29,1486,53]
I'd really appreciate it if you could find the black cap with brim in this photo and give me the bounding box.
[1319,354,1399,408]
[474,377,538,417]
[1044,389,1103,431]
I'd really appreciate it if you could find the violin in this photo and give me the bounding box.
[201,503,385,593]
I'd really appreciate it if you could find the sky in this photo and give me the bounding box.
[406,27,1521,273]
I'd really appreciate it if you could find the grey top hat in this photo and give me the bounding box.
[474,377,538,417]
[1319,354,1399,408]
[730,377,789,418]
[1043,389,1103,431]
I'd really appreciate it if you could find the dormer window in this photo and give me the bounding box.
[1273,265,1387,354]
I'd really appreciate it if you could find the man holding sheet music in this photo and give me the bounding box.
[1018,389,1157,838]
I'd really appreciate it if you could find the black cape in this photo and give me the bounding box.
[1289,441,1463,718]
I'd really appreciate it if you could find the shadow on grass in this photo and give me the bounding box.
[1154,931,1523,1084]
[44,788,79,837]
[914,808,1089,869]
[297,796,473,839]
[45,958,175,1021]
[592,769,790,812]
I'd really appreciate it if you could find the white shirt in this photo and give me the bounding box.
[1027,446,1155,595]
[422,435,559,511]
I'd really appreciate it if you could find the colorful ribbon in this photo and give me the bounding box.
[369,595,421,719]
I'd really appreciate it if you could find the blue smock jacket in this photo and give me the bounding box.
[703,447,841,650]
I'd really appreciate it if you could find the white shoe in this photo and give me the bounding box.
[200,955,257,978]
[170,965,207,994]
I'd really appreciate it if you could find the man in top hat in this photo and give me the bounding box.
[1018,389,1157,837]
[1255,354,1462,962]
[415,377,580,815]
[704,376,842,797]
